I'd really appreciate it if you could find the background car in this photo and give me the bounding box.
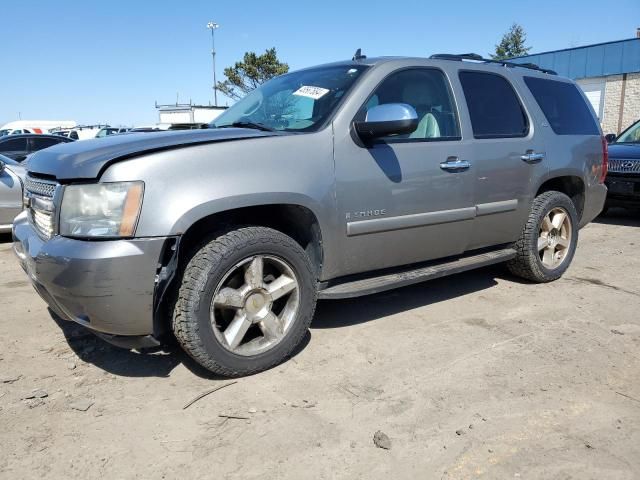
[0,134,74,162]
[604,119,640,212]
[95,126,130,138]
[0,154,26,232]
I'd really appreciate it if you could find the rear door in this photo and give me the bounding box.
[455,69,548,250]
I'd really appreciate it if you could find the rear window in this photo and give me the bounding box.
[459,71,528,138]
[523,77,600,135]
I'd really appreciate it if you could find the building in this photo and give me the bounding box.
[156,102,227,125]
[511,31,640,135]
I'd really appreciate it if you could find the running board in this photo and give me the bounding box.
[318,248,516,299]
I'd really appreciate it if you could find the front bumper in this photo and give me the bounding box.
[605,173,640,208]
[12,211,170,347]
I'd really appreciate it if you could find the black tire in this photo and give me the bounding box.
[172,226,317,377]
[507,191,579,283]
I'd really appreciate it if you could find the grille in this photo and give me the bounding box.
[608,158,640,174]
[33,210,54,237]
[25,176,57,198]
[24,175,58,238]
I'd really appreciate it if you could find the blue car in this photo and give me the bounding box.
[605,119,640,211]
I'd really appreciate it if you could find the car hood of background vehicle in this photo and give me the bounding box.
[27,128,279,180]
[608,143,640,160]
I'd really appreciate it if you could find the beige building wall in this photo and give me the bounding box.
[601,73,640,135]
[602,75,623,135]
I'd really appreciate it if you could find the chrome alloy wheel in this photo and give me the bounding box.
[210,255,300,356]
[537,207,572,269]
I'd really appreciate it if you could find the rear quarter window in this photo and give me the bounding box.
[523,77,600,135]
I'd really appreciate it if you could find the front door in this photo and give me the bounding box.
[333,67,475,277]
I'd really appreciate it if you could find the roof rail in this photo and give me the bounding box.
[429,53,557,75]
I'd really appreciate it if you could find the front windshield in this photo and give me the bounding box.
[616,120,640,143]
[211,65,369,132]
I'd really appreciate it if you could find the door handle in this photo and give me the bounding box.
[521,151,545,163]
[440,157,471,172]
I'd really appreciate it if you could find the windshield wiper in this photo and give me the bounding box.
[217,121,275,132]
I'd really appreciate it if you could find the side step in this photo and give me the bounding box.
[318,248,516,299]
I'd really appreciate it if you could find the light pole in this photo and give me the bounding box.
[207,21,220,106]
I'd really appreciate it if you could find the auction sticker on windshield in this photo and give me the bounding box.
[293,86,330,100]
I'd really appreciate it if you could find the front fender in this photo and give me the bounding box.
[170,192,328,236]
[98,130,343,278]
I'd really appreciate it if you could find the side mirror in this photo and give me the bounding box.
[0,160,5,173]
[605,133,617,144]
[354,103,419,141]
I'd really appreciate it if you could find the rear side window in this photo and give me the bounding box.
[1,138,27,151]
[32,137,62,150]
[459,71,528,139]
[524,77,600,135]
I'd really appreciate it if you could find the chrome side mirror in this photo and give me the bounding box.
[354,103,419,141]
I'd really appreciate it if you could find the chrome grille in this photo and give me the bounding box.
[33,210,54,237]
[608,158,640,174]
[24,175,58,238]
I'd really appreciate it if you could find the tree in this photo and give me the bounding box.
[491,23,532,60]
[216,48,289,101]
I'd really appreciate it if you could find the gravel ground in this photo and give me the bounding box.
[0,211,639,480]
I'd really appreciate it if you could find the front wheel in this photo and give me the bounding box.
[172,227,317,376]
[507,191,579,283]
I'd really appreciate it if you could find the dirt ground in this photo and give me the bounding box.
[1,211,639,480]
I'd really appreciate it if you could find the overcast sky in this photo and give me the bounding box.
[1,0,638,126]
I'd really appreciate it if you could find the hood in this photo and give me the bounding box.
[608,143,640,160]
[27,128,278,180]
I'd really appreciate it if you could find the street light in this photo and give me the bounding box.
[207,21,220,106]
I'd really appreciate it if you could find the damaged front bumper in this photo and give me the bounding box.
[12,211,178,349]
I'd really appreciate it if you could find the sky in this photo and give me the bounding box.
[1,0,638,127]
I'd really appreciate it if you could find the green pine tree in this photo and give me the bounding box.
[492,23,532,60]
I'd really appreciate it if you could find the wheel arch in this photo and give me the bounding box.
[174,196,324,278]
[535,174,586,221]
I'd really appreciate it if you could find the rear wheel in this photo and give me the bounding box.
[172,227,317,376]
[507,191,578,283]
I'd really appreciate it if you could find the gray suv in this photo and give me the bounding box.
[13,53,607,376]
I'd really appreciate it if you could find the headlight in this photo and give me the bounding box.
[59,182,144,238]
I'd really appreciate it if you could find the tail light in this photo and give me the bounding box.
[600,135,608,183]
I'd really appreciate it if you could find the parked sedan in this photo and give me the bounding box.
[0,134,74,162]
[0,155,26,233]
[605,119,640,212]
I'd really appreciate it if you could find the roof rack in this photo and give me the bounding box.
[429,53,557,75]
